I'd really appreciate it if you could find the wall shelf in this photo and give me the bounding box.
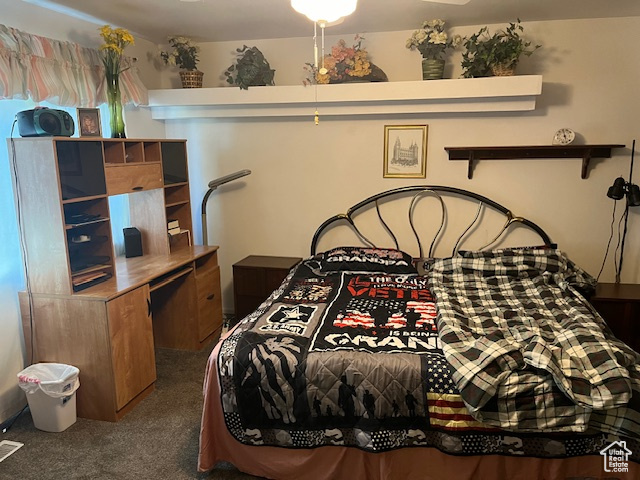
[445,144,626,179]
[147,75,543,119]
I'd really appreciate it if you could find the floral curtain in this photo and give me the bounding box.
[0,24,147,107]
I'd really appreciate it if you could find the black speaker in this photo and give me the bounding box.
[123,227,143,258]
[17,108,75,137]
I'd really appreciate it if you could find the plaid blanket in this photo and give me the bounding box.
[427,249,640,433]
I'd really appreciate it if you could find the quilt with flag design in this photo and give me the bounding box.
[215,247,640,461]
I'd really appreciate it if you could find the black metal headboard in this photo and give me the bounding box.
[310,186,553,256]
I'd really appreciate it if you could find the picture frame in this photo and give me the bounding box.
[77,108,102,137]
[383,125,428,178]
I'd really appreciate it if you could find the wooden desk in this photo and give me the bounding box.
[10,137,220,422]
[590,283,640,352]
[233,255,302,322]
[21,245,222,422]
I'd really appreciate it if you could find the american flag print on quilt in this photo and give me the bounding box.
[215,251,640,462]
[309,273,438,353]
[428,248,640,436]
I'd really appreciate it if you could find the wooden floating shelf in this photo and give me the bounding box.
[147,76,543,119]
[445,144,626,179]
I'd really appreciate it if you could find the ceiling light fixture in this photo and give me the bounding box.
[291,0,357,23]
[291,0,358,124]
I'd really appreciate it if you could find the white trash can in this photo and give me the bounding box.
[17,363,80,432]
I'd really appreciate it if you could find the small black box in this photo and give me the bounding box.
[123,227,143,258]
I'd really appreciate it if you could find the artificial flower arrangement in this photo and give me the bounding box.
[98,25,135,137]
[99,25,135,76]
[304,35,387,85]
[406,19,462,61]
[160,36,200,71]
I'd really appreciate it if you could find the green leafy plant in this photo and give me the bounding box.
[460,26,492,78]
[224,46,275,90]
[160,36,200,71]
[461,20,541,78]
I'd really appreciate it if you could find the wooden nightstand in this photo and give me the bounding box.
[590,283,640,352]
[233,255,302,322]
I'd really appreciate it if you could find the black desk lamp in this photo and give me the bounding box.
[201,169,251,245]
[606,139,640,283]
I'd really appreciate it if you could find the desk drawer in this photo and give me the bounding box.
[196,265,222,341]
[105,163,163,195]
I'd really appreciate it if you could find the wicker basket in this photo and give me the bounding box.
[490,64,515,77]
[179,70,204,88]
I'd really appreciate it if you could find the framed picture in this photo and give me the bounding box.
[383,125,428,178]
[77,108,102,137]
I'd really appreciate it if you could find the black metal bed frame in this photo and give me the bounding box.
[310,186,553,256]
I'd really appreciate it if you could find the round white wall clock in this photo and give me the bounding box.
[552,128,576,145]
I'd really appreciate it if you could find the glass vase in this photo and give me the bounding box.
[106,72,126,138]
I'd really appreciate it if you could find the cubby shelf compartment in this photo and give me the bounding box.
[445,144,626,179]
[103,139,162,165]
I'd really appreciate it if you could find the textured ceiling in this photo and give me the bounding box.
[24,0,640,43]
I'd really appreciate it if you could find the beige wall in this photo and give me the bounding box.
[162,17,640,312]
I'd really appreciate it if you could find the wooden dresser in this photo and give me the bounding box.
[11,137,223,422]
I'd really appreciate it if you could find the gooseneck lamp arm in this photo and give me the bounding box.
[201,169,251,246]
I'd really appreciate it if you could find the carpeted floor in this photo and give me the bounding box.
[0,342,264,480]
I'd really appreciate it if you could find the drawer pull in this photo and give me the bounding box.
[132,186,144,191]
[206,293,215,301]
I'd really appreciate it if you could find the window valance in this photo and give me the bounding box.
[0,24,147,107]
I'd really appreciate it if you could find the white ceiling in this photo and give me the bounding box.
[25,0,640,44]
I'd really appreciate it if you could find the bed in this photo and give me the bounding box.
[198,186,640,480]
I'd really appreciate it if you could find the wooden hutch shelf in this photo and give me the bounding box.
[10,136,222,423]
[445,144,625,179]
